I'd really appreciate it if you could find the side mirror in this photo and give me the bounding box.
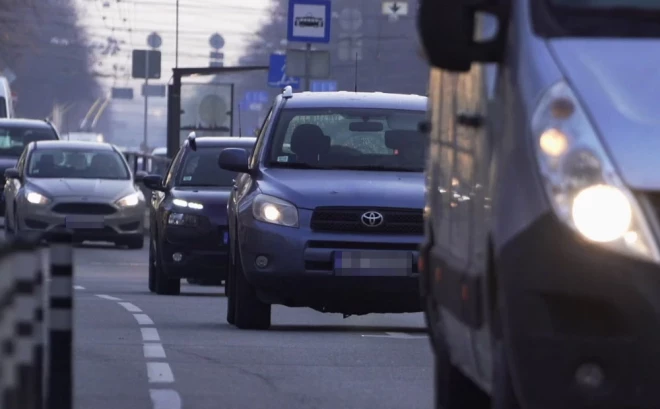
[218,148,250,174]
[417,0,508,71]
[142,174,166,191]
[4,168,19,179]
[134,170,148,182]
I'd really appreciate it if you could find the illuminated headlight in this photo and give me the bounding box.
[172,198,203,210]
[25,191,50,205]
[531,81,659,261]
[116,192,143,207]
[168,212,199,226]
[252,194,299,227]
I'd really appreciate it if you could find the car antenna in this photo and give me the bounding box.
[354,52,358,92]
[237,102,242,137]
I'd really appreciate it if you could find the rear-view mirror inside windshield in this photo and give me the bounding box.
[349,121,383,132]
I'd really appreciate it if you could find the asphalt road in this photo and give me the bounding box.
[66,237,433,409]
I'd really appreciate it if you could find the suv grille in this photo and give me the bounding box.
[51,203,116,215]
[310,207,423,235]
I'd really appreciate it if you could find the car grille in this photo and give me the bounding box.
[310,207,423,235]
[51,203,116,215]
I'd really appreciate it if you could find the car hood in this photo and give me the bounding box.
[171,187,232,224]
[26,178,135,201]
[550,38,660,190]
[258,168,425,210]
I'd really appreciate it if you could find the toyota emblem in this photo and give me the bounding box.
[361,211,384,227]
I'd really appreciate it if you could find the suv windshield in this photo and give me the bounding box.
[27,148,130,179]
[269,108,427,172]
[0,126,57,157]
[176,148,240,187]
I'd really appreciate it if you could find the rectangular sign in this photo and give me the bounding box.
[267,54,300,89]
[132,49,161,79]
[209,61,224,67]
[334,251,412,276]
[310,80,337,92]
[111,87,134,99]
[285,49,330,78]
[382,1,409,16]
[141,84,166,97]
[287,0,331,43]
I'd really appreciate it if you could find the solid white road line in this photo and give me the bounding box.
[118,302,142,312]
[95,294,123,301]
[141,327,160,342]
[73,285,85,290]
[133,314,154,325]
[147,362,175,383]
[149,389,182,409]
[143,343,167,359]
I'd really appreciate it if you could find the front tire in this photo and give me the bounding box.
[124,235,144,249]
[231,245,271,330]
[154,240,181,295]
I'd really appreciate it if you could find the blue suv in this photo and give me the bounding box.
[219,87,428,329]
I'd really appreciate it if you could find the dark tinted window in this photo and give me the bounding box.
[27,148,130,180]
[0,98,6,118]
[0,126,57,157]
[176,147,243,187]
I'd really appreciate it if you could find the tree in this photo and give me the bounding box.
[0,0,108,133]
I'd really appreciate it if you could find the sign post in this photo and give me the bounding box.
[286,0,331,91]
[209,33,225,67]
[132,32,162,152]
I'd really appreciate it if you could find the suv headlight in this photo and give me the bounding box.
[252,194,299,227]
[531,80,660,262]
[116,192,142,207]
[25,190,50,205]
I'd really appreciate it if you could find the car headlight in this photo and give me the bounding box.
[116,192,142,207]
[531,80,659,262]
[172,198,203,210]
[252,194,299,227]
[25,190,50,205]
[168,212,200,227]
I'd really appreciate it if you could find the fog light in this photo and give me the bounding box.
[255,255,268,268]
[172,252,183,262]
[575,363,604,389]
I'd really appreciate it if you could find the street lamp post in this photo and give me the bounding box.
[175,0,179,67]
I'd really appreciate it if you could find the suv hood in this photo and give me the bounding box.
[27,178,135,201]
[258,168,425,210]
[549,38,660,190]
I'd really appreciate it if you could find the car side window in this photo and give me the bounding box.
[164,149,183,187]
[249,108,273,168]
[16,149,27,175]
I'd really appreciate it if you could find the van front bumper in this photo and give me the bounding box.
[499,213,660,409]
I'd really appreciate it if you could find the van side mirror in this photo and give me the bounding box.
[4,168,19,179]
[142,175,166,191]
[218,148,250,174]
[417,0,509,71]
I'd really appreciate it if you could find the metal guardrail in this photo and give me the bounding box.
[0,232,74,409]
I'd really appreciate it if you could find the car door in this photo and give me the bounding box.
[6,147,28,222]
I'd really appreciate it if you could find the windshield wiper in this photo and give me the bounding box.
[331,165,423,172]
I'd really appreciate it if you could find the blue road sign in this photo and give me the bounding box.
[267,54,301,89]
[310,80,337,92]
[243,91,269,104]
[287,0,331,44]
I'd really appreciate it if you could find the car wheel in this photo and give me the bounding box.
[232,245,271,330]
[125,235,144,249]
[148,238,156,293]
[226,247,236,325]
[154,241,181,296]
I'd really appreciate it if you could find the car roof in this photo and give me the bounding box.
[280,91,427,110]
[0,118,52,128]
[32,140,115,151]
[186,136,256,149]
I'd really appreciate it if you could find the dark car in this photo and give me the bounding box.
[143,135,257,295]
[0,119,60,214]
[219,87,428,330]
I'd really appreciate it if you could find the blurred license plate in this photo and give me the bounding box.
[333,251,412,276]
[65,215,104,229]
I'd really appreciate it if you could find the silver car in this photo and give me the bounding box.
[3,140,147,248]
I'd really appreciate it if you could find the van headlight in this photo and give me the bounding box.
[252,194,299,227]
[531,80,659,262]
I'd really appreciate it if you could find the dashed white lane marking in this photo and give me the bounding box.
[361,332,427,339]
[73,285,85,290]
[150,389,181,409]
[95,294,123,301]
[147,362,175,383]
[118,302,142,312]
[134,314,154,325]
[144,343,167,359]
[141,327,160,342]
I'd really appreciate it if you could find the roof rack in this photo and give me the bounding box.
[187,131,197,150]
[282,85,293,99]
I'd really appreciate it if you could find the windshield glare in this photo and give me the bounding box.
[177,148,238,187]
[0,127,58,157]
[27,149,130,180]
[269,108,427,172]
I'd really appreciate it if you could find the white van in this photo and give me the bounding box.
[0,76,14,118]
